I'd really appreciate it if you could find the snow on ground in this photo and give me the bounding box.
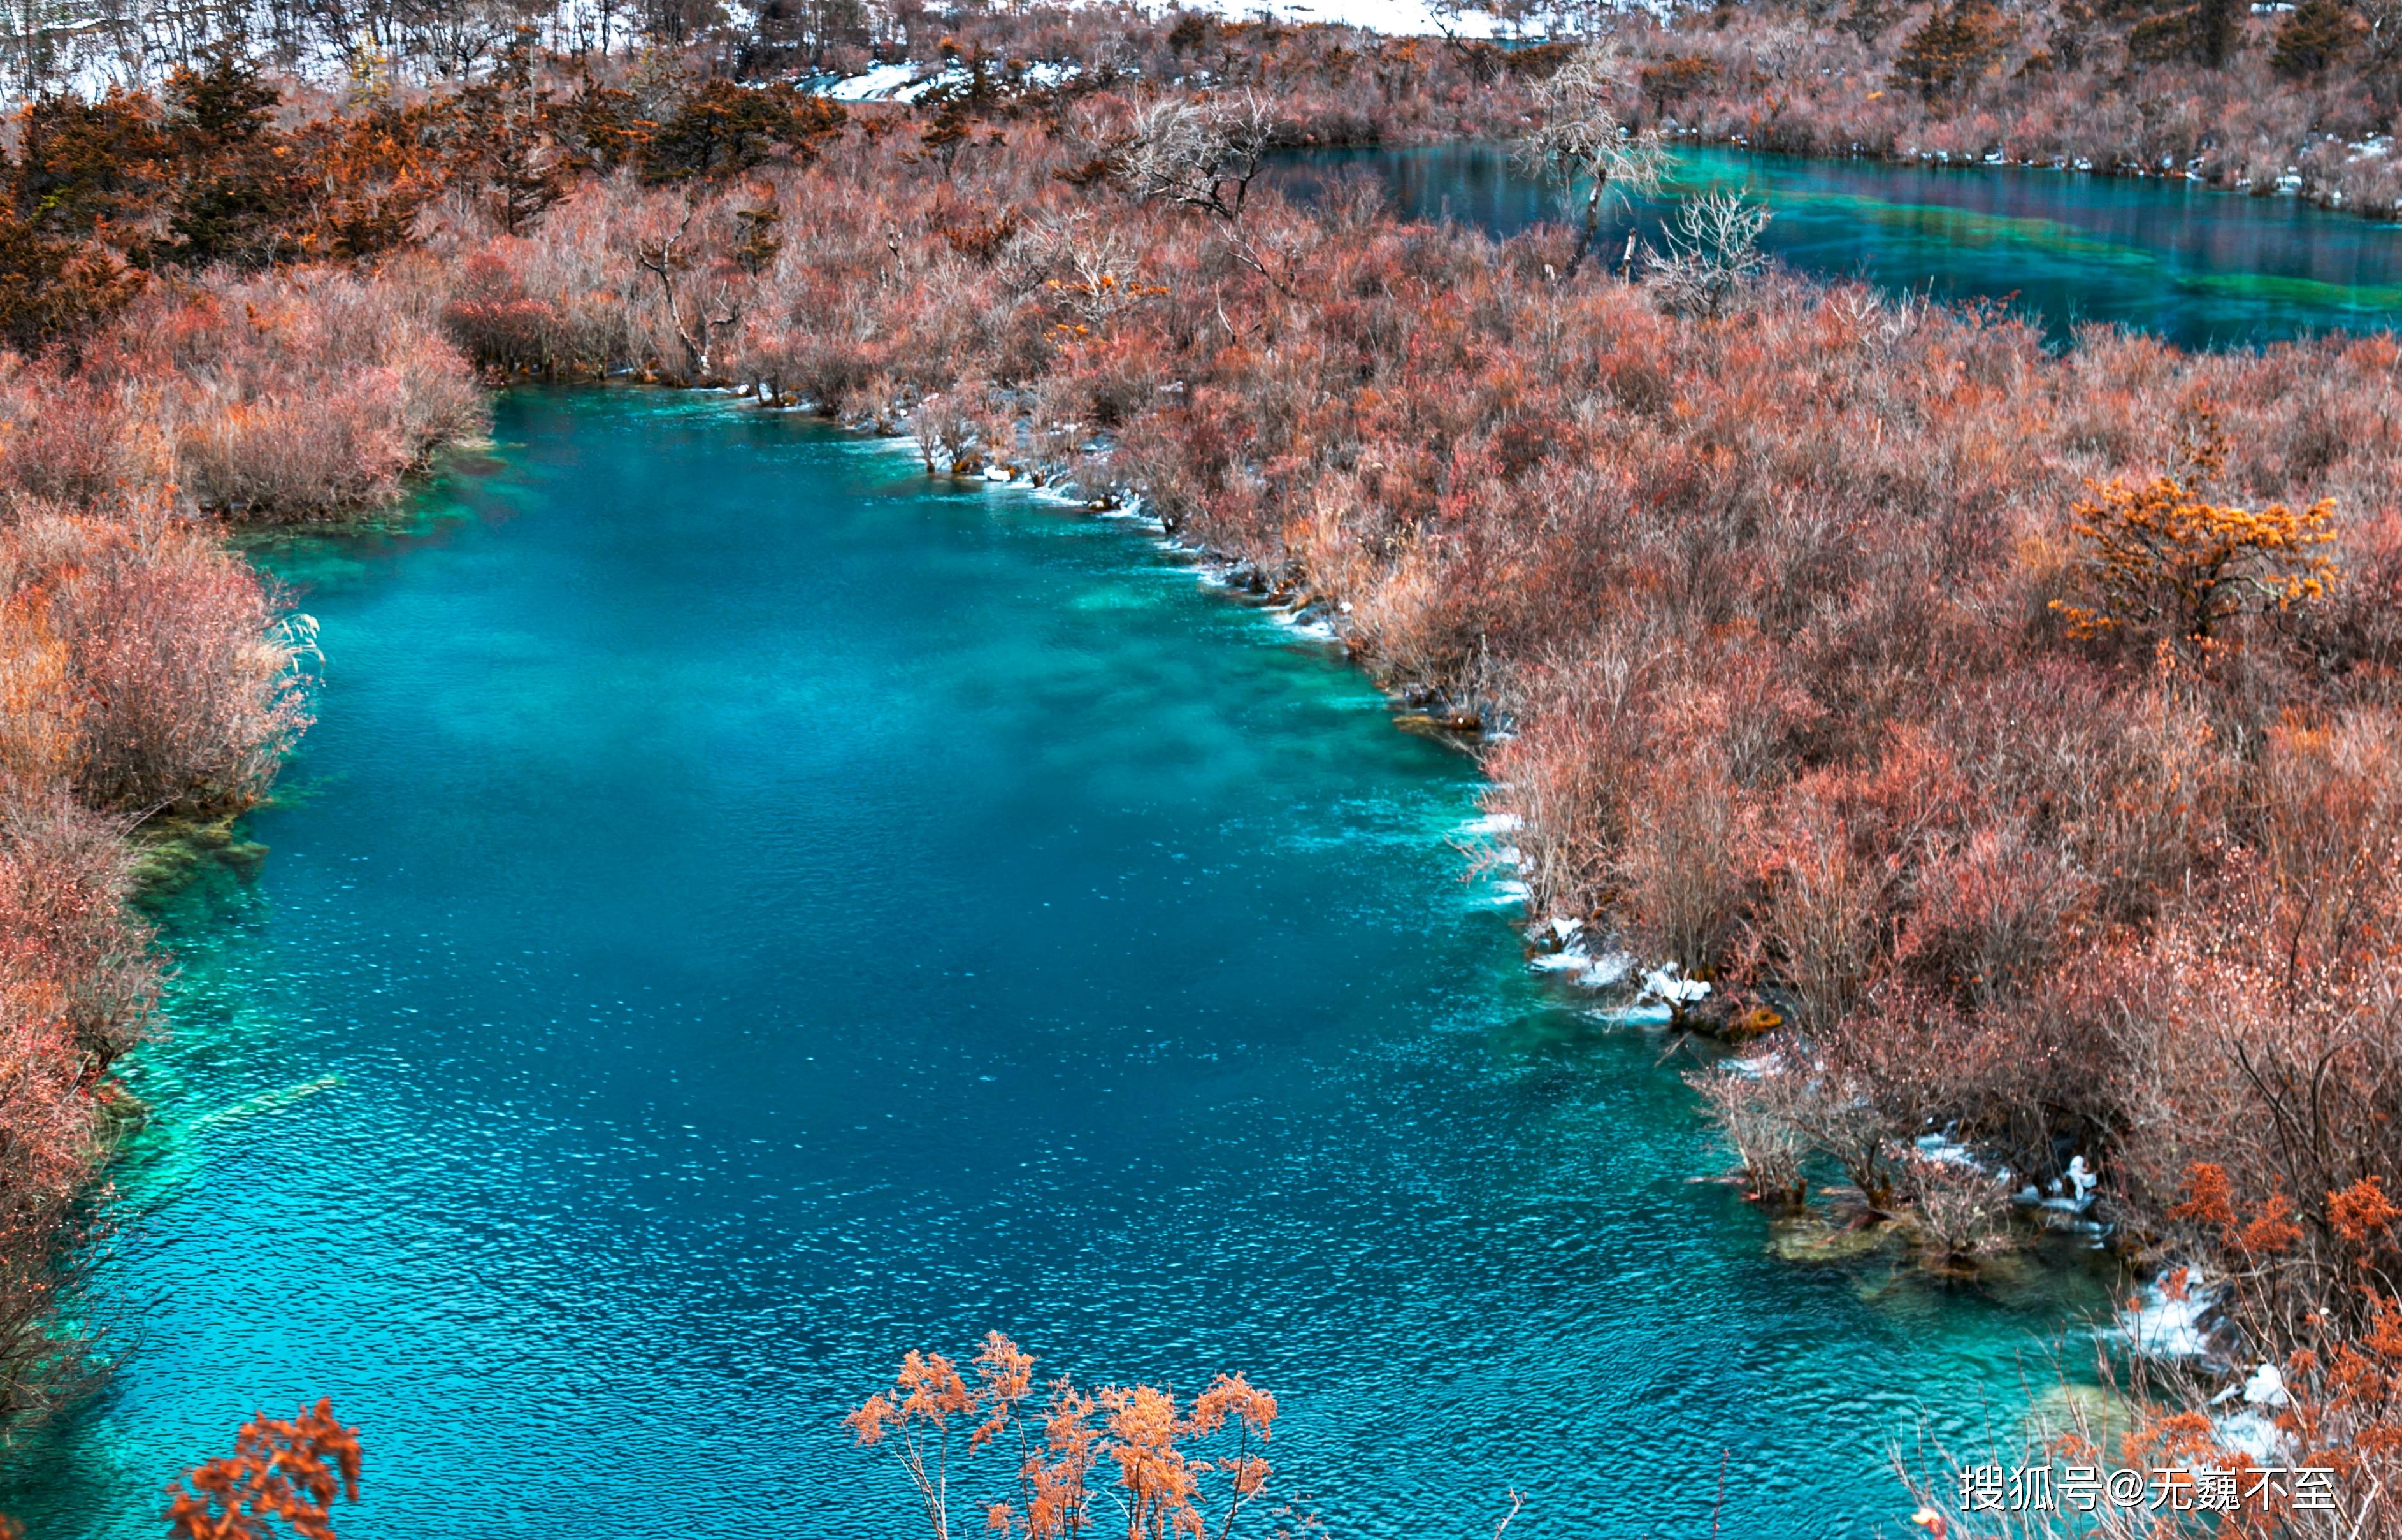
[1151,0,1506,36]
[2214,1363,2290,1409]
[2201,1367,2294,1464]
[807,0,1662,66]
[1911,1130,1981,1168]
[821,59,1083,101]
[1145,0,1676,31]
[2013,1152,2100,1213]
[2213,1409,2291,1465]
[1911,1130,2017,1188]
[1639,960,1710,1006]
[1269,603,1342,640]
[824,61,926,99]
[1528,940,1634,987]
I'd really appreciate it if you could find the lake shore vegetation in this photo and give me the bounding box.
[0,13,2394,1527]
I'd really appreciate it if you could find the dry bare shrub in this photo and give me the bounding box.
[15,510,312,814]
[1897,1147,2011,1260]
[1685,1063,1806,1206]
[1900,823,2092,1011]
[1757,784,1881,1036]
[1484,649,1657,916]
[1641,190,1773,318]
[2082,670,2233,924]
[0,374,173,512]
[93,273,484,519]
[1617,731,1757,978]
[1780,1058,1901,1209]
[0,787,149,1430]
[0,788,157,1074]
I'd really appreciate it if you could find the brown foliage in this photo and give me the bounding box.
[1891,0,2014,99]
[2052,443,2339,644]
[849,1332,1276,1540]
[0,13,2394,1498]
[165,1399,363,1540]
[425,78,2392,1487]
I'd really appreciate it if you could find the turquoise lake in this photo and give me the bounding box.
[1269,143,2402,347]
[0,391,2111,1537]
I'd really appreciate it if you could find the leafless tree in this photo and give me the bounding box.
[1643,189,1772,317]
[636,204,745,383]
[1517,46,1666,272]
[1114,92,1311,298]
[1686,1063,1807,1207]
[1019,213,1153,324]
[1116,92,1276,224]
[1896,1147,2010,1259]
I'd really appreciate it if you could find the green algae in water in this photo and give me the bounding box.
[1268,143,2402,348]
[126,809,271,899]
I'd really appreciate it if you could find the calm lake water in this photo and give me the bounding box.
[1269,143,2402,348]
[3,391,2107,1537]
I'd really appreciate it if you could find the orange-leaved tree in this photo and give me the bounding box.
[847,1332,1277,1540]
[164,1398,362,1540]
[2052,422,2338,645]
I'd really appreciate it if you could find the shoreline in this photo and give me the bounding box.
[4,32,2383,1503]
[704,380,2186,1300]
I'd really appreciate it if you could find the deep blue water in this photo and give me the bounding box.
[3,392,2105,1538]
[1269,143,2402,348]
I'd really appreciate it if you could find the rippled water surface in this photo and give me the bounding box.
[1270,143,2402,347]
[7,391,2105,1537]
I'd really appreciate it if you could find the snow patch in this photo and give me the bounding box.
[1522,917,1636,989]
[1578,950,1634,987]
[821,58,1083,103]
[1913,1131,1987,1169]
[1269,604,1341,642]
[1639,961,1711,1007]
[1140,0,1678,37]
[824,61,924,100]
[2213,1363,2290,1409]
[2025,1153,2100,1213]
[1158,0,1502,34]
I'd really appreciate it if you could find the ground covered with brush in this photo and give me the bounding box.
[0,15,2398,1529]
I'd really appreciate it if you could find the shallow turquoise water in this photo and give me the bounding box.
[1270,144,2402,347]
[4,392,2104,1537]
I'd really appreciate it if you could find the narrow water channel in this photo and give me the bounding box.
[1269,143,2402,347]
[1,391,2106,1537]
